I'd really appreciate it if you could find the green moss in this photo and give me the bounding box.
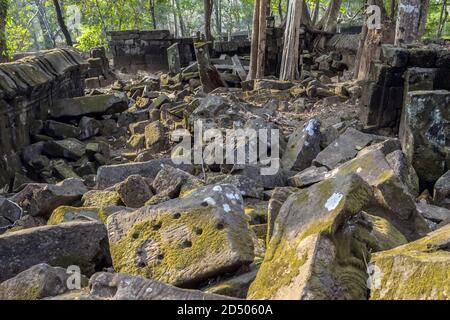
[0,282,42,300]
[48,206,111,225]
[82,190,122,207]
[370,225,450,300]
[110,206,254,285]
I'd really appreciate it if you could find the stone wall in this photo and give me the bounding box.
[361,45,450,131]
[107,30,195,72]
[0,48,87,189]
[361,45,450,189]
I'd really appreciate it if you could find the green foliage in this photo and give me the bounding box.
[75,24,105,51]
[2,0,449,57]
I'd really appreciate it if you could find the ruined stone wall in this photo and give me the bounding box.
[325,33,360,69]
[107,30,195,72]
[0,48,87,189]
[361,45,450,189]
[361,45,450,131]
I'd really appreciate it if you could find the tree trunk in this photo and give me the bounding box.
[171,0,179,37]
[214,0,222,36]
[150,0,157,29]
[355,0,394,80]
[390,0,397,20]
[278,0,283,22]
[256,0,268,78]
[248,0,261,80]
[204,0,213,41]
[395,0,421,45]
[174,0,186,37]
[279,0,305,80]
[53,0,72,46]
[0,0,7,62]
[417,0,429,38]
[34,0,55,49]
[312,0,320,26]
[437,0,448,38]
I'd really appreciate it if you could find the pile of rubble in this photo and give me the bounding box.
[0,44,449,301]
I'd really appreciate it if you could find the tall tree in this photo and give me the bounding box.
[418,0,429,38]
[34,0,55,48]
[53,0,73,46]
[437,0,449,38]
[204,0,213,41]
[256,0,268,78]
[149,0,157,29]
[279,0,305,80]
[214,0,222,37]
[395,0,423,45]
[0,0,7,62]
[248,0,261,80]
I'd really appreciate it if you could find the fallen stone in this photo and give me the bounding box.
[267,187,298,244]
[0,263,88,300]
[87,272,234,300]
[0,221,111,282]
[416,202,450,227]
[96,159,193,189]
[82,190,123,207]
[43,138,86,161]
[50,92,129,118]
[144,120,169,152]
[248,174,376,300]
[313,128,382,169]
[78,117,100,140]
[288,166,329,188]
[281,119,322,171]
[399,90,449,187]
[107,184,254,287]
[43,120,81,139]
[9,179,88,218]
[331,149,430,241]
[0,197,22,233]
[369,224,450,300]
[116,175,153,208]
[48,206,129,225]
[210,175,264,199]
[385,150,420,197]
[204,268,259,299]
[434,170,450,210]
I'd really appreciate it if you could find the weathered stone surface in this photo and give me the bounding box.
[370,224,450,300]
[248,174,375,300]
[87,272,234,300]
[385,150,420,197]
[152,165,203,199]
[204,268,259,298]
[330,149,430,241]
[43,138,86,161]
[0,221,111,282]
[399,90,450,188]
[267,187,298,243]
[416,202,450,227]
[78,117,100,140]
[313,128,382,169]
[9,179,88,218]
[116,175,153,208]
[0,197,22,233]
[96,158,193,189]
[43,121,81,139]
[434,170,450,210]
[107,184,254,287]
[50,92,129,118]
[0,263,87,300]
[82,190,123,207]
[144,120,169,152]
[288,166,329,188]
[281,119,321,171]
[212,175,264,199]
[48,206,129,225]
